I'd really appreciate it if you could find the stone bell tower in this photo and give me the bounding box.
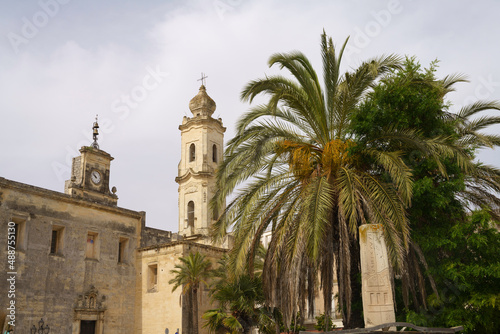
[175,84,226,241]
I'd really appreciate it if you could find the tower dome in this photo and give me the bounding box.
[189,85,216,117]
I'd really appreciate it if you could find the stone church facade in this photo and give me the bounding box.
[0,85,230,334]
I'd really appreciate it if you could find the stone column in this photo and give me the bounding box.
[359,224,395,328]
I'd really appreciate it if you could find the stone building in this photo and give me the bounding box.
[0,85,230,334]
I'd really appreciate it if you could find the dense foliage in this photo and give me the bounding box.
[209,32,466,329]
[351,58,500,332]
[201,34,500,332]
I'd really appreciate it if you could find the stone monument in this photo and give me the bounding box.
[359,224,396,327]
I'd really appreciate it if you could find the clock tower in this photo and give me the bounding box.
[175,84,225,241]
[65,117,118,206]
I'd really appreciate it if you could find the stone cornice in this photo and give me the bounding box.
[0,177,143,219]
[179,116,226,133]
[175,169,214,184]
[79,146,114,161]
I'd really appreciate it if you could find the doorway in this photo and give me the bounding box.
[80,320,96,334]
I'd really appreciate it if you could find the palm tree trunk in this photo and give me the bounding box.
[183,290,193,334]
[322,203,337,326]
[192,287,199,334]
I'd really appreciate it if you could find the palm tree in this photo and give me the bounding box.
[203,250,277,334]
[169,252,212,334]
[203,274,265,334]
[210,32,481,328]
[209,31,463,328]
[450,100,500,218]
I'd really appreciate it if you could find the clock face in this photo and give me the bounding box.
[90,170,102,184]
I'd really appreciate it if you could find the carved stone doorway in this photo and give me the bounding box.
[73,286,106,334]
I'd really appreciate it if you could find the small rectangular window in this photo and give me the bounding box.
[13,223,19,249]
[86,232,99,259]
[50,230,58,253]
[148,264,158,292]
[50,226,64,255]
[118,237,128,263]
[10,216,27,251]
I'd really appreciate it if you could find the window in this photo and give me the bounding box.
[86,232,99,259]
[13,223,19,249]
[189,143,196,162]
[187,201,195,227]
[9,216,27,250]
[212,144,218,163]
[118,237,128,263]
[148,264,158,292]
[50,226,64,255]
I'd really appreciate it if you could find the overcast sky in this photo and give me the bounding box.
[1,0,499,231]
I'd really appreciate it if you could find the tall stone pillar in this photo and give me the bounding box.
[359,224,395,328]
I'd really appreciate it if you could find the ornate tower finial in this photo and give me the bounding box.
[92,115,99,149]
[197,72,208,87]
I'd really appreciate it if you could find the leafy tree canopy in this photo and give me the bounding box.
[351,57,500,333]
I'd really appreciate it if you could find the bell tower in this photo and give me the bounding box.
[175,83,225,241]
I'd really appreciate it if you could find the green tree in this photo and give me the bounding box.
[350,58,500,332]
[203,251,279,334]
[203,274,265,334]
[210,33,461,328]
[169,252,212,334]
[314,313,335,331]
[411,210,500,333]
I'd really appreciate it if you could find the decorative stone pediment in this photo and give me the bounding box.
[74,285,106,311]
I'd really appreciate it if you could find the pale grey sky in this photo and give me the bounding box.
[1,0,499,231]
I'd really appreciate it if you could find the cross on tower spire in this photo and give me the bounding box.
[197,72,208,87]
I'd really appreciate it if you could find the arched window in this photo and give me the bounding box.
[187,201,195,227]
[212,144,218,163]
[189,144,195,162]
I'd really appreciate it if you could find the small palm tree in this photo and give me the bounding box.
[203,250,279,334]
[203,274,264,334]
[169,252,212,334]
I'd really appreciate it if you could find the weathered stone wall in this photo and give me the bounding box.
[141,226,178,247]
[0,177,142,334]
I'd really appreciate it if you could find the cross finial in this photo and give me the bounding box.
[197,72,208,87]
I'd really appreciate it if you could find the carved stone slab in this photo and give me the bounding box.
[359,224,395,328]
